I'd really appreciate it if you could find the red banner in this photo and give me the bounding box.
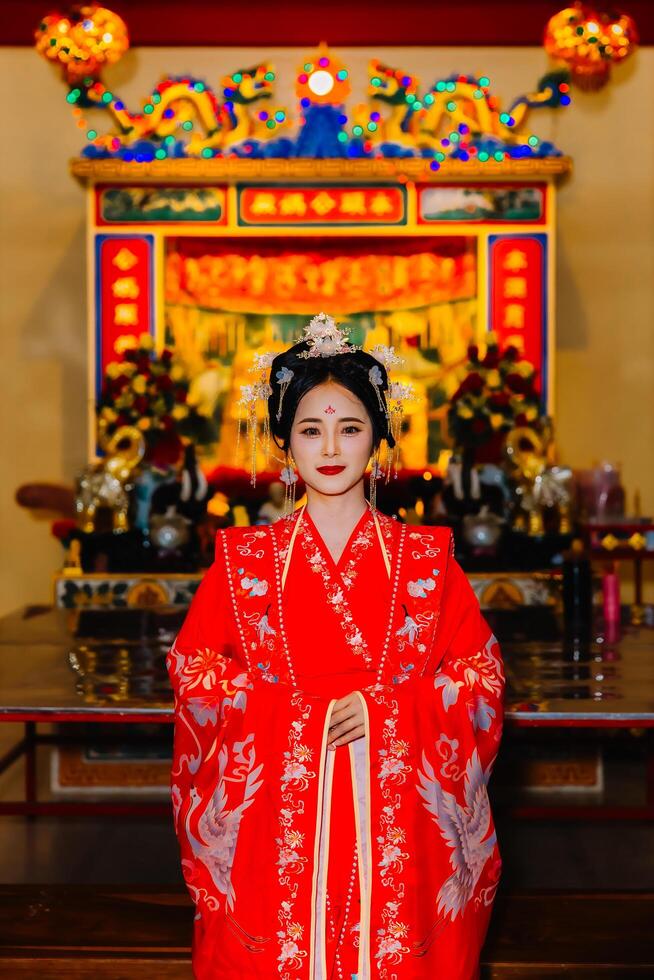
[238,186,406,226]
[489,234,546,390]
[96,235,153,392]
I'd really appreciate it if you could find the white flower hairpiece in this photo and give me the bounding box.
[370,344,402,371]
[251,352,275,371]
[297,312,358,358]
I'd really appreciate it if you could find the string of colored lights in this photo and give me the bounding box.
[35,4,642,165]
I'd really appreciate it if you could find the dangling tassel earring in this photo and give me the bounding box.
[388,401,405,481]
[280,451,298,517]
[237,386,260,488]
[235,409,243,467]
[369,446,382,512]
[261,411,271,465]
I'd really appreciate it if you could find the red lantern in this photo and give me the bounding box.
[544,3,639,91]
[35,3,129,86]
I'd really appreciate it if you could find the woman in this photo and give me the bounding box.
[167,314,504,979]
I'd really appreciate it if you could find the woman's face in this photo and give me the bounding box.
[289,380,374,499]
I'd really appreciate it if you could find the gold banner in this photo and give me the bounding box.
[165,248,475,315]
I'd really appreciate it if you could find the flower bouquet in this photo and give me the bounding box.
[97,334,218,469]
[448,333,542,464]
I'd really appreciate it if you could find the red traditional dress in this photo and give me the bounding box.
[167,506,504,979]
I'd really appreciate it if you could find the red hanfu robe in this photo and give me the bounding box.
[167,506,504,980]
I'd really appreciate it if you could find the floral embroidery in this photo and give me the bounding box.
[366,686,412,974]
[275,509,302,568]
[256,660,280,684]
[276,692,318,977]
[169,641,251,699]
[407,577,436,598]
[468,695,496,733]
[379,512,396,546]
[452,633,504,701]
[433,673,464,710]
[391,661,415,685]
[339,520,375,590]
[298,518,374,668]
[241,574,269,597]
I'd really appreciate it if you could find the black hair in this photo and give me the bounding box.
[268,340,396,452]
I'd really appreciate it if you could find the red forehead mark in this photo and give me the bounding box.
[324,405,336,414]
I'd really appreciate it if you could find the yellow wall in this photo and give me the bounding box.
[1,46,653,614]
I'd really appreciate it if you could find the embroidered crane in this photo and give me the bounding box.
[185,737,264,911]
[416,747,496,920]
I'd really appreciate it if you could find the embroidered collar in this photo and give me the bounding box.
[302,505,373,576]
[280,504,392,590]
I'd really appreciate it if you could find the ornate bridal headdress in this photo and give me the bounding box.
[236,313,415,502]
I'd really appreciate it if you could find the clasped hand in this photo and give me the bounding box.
[327,691,365,749]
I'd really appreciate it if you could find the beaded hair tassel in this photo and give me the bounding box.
[368,345,415,484]
[369,446,383,511]
[385,380,414,482]
[237,352,274,486]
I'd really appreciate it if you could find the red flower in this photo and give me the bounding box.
[161,414,176,432]
[111,374,131,393]
[146,431,183,468]
[472,418,487,434]
[161,348,174,362]
[133,396,148,414]
[136,355,151,374]
[515,412,529,426]
[489,391,511,408]
[115,413,129,427]
[505,372,527,394]
[483,350,500,368]
[464,372,484,395]
[174,386,187,403]
[504,345,520,361]
[156,374,174,392]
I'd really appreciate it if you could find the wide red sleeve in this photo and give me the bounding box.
[166,539,337,976]
[166,556,256,919]
[356,549,504,979]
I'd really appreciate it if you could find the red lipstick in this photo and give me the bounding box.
[316,465,346,475]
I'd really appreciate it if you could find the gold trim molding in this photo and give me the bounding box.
[71,155,572,185]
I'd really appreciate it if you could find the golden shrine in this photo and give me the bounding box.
[67,44,570,471]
